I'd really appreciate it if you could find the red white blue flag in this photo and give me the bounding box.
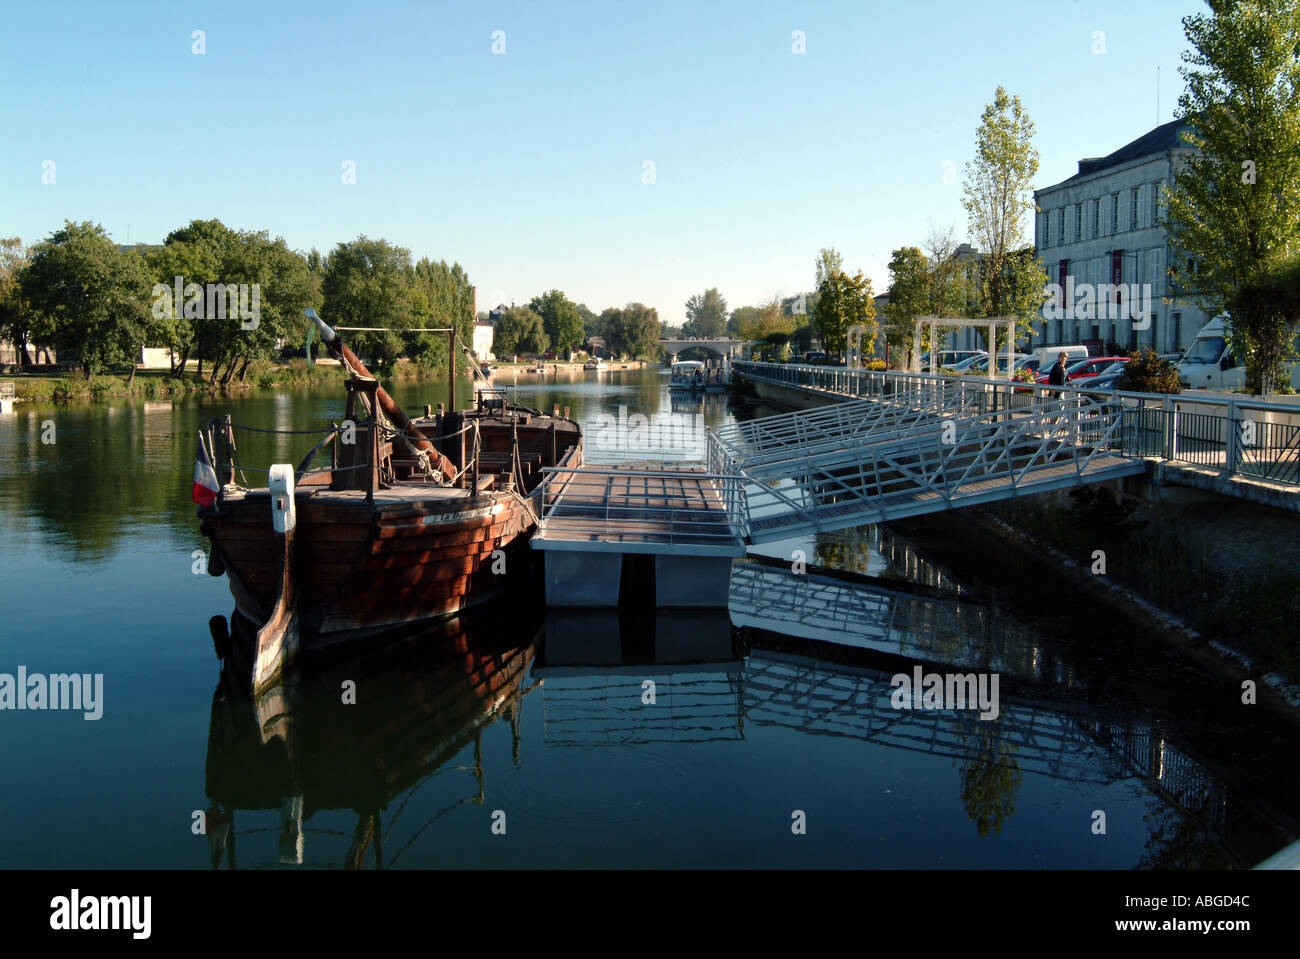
[193,436,220,507]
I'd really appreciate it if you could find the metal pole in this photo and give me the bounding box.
[448,328,457,412]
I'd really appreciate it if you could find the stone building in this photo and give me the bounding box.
[1033,118,1211,355]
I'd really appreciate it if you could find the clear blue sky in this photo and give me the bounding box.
[1,0,1202,325]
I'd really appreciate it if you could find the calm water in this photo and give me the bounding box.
[1,367,1298,868]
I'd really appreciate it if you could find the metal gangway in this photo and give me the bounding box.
[709,385,1145,544]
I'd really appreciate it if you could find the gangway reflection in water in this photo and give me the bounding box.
[537,609,742,745]
[727,556,1297,867]
[203,605,542,869]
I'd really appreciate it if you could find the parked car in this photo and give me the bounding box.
[1035,355,1128,384]
[964,352,1032,375]
[1077,371,1125,392]
[946,353,991,372]
[919,349,985,370]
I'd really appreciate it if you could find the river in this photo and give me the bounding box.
[0,366,1296,868]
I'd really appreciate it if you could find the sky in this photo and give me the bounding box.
[1,0,1204,325]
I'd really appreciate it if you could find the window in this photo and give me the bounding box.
[1076,202,1083,240]
[1131,187,1140,230]
[1093,198,1100,237]
[1058,208,1065,246]
[1112,193,1120,233]
[1151,183,1161,227]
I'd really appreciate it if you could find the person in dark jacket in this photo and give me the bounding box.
[1048,351,1069,398]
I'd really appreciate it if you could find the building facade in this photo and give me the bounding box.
[472,321,494,362]
[1034,118,1211,355]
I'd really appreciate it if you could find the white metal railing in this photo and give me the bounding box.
[733,361,1300,487]
[722,389,1141,542]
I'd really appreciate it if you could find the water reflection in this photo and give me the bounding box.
[204,606,542,869]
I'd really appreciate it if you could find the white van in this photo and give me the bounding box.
[1035,345,1090,369]
[1176,314,1300,391]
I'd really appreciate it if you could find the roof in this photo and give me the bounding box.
[1062,118,1194,183]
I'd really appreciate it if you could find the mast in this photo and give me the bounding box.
[305,310,458,480]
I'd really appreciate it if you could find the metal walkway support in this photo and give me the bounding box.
[711,391,1145,544]
[530,464,749,607]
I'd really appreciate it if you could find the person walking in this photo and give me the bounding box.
[1047,351,1069,399]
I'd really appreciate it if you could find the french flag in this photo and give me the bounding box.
[193,436,220,507]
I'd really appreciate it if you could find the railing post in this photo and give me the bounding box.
[1224,400,1239,475]
[1170,392,1180,460]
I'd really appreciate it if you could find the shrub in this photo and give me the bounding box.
[865,359,886,371]
[1117,348,1181,394]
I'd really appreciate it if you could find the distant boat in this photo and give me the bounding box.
[583,357,606,371]
[668,360,706,392]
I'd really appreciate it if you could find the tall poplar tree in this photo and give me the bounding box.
[1165,0,1300,394]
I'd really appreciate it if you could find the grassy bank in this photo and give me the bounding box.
[1,359,445,403]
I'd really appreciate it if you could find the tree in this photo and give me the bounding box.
[728,305,758,337]
[1234,255,1300,392]
[599,302,662,358]
[576,302,600,339]
[814,269,877,354]
[962,87,1048,345]
[321,236,416,374]
[21,221,152,379]
[0,238,33,369]
[730,297,793,342]
[493,306,548,356]
[528,290,583,357]
[885,247,930,360]
[814,248,843,289]
[1165,0,1300,395]
[683,287,728,338]
[408,257,475,372]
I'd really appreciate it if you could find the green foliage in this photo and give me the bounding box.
[728,305,757,336]
[21,221,153,379]
[957,723,1023,838]
[730,297,794,342]
[493,306,549,356]
[683,287,728,338]
[961,87,1047,338]
[1165,0,1300,395]
[528,290,583,357]
[321,235,417,375]
[407,257,475,371]
[1233,256,1300,394]
[597,302,662,358]
[0,237,35,369]
[813,268,876,354]
[1117,347,1182,394]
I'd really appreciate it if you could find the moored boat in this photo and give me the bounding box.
[668,360,705,391]
[195,310,581,692]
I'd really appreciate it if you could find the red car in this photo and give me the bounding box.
[1036,356,1128,384]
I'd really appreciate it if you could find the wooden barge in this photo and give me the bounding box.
[196,310,580,692]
